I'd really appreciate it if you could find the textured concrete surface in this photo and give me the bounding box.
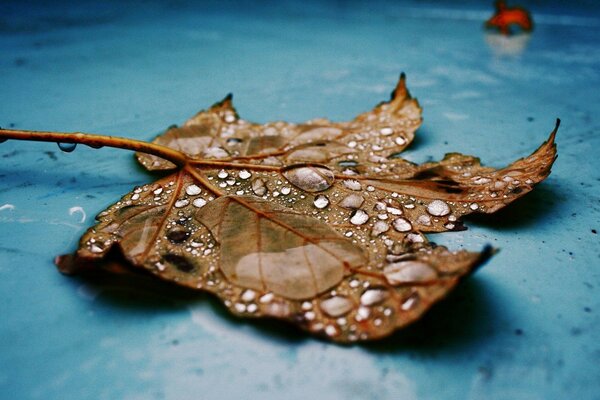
[1,1,599,399]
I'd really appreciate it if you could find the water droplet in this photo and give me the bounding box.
[224,113,236,123]
[217,170,228,179]
[380,127,393,136]
[355,306,370,321]
[360,288,389,306]
[348,141,357,148]
[392,217,412,232]
[259,293,274,303]
[241,289,256,302]
[153,187,163,195]
[406,233,424,243]
[325,325,338,337]
[417,215,431,226]
[386,206,402,215]
[192,198,207,208]
[167,227,189,243]
[174,199,189,208]
[57,142,77,152]
[395,137,406,145]
[280,186,291,195]
[473,177,491,185]
[313,195,329,209]
[234,303,246,313]
[320,296,353,317]
[239,170,251,180]
[350,209,369,225]
[283,165,334,192]
[371,221,389,236]
[131,193,140,201]
[427,200,450,216]
[401,293,420,311]
[339,194,364,209]
[251,178,267,196]
[470,203,479,210]
[343,180,362,191]
[246,303,258,313]
[89,243,105,253]
[383,261,437,285]
[185,185,201,196]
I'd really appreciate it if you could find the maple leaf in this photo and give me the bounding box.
[0,74,558,342]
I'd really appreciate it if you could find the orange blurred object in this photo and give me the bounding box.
[485,0,533,35]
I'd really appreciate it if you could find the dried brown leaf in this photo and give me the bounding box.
[1,74,558,342]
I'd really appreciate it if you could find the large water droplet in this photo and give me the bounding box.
[350,209,369,225]
[343,180,362,191]
[339,194,364,209]
[383,261,437,285]
[392,217,412,232]
[57,142,77,152]
[185,184,201,196]
[371,221,389,236]
[427,200,450,216]
[313,195,329,209]
[360,288,389,306]
[283,165,334,192]
[320,296,353,317]
[167,227,190,243]
[192,198,207,208]
[251,178,267,196]
[174,199,189,208]
[239,170,252,180]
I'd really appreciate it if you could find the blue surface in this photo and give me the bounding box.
[1,1,599,399]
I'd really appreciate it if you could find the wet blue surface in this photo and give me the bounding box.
[1,1,599,399]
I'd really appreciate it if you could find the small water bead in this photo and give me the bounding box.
[131,193,140,201]
[473,177,491,185]
[392,217,412,232]
[394,137,406,146]
[283,165,334,192]
[217,170,229,179]
[401,293,420,311]
[427,200,450,216]
[348,141,357,148]
[344,180,362,191]
[185,185,201,196]
[57,142,77,152]
[319,296,353,317]
[251,178,267,196]
[383,261,437,285]
[339,194,364,209]
[371,221,389,236]
[167,227,190,243]
[366,185,375,192]
[360,288,389,306]
[241,289,256,302]
[246,303,258,313]
[355,306,370,321]
[469,203,479,210]
[386,206,402,216]
[234,303,246,313]
[238,170,252,180]
[259,293,274,303]
[153,187,163,195]
[313,195,329,209]
[192,198,207,208]
[350,209,369,225]
[416,215,431,226]
[226,178,236,186]
[280,187,291,195]
[406,233,424,243]
[324,325,339,337]
[174,199,189,208]
[380,127,393,136]
[224,113,236,123]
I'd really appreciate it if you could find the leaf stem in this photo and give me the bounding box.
[0,128,188,167]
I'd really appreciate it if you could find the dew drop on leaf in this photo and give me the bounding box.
[313,195,329,209]
[383,261,437,285]
[427,200,450,216]
[283,165,334,192]
[392,217,412,232]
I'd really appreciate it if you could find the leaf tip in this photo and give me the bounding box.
[390,72,408,101]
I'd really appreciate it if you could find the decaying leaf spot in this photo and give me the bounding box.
[0,73,558,342]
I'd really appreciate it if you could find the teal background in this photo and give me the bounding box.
[1,1,599,399]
